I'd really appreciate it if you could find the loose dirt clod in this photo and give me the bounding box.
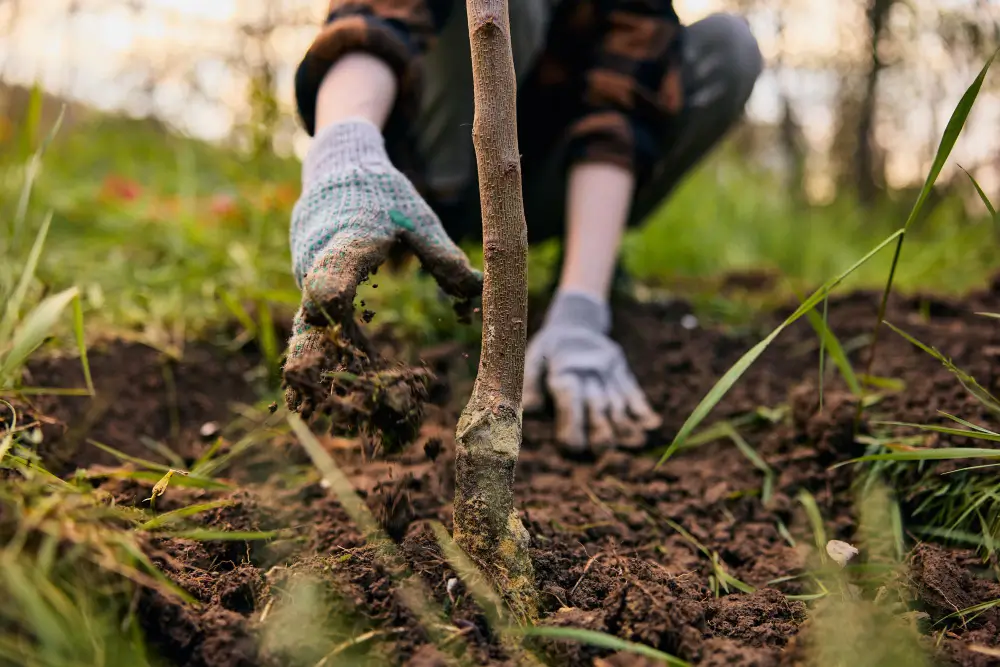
[282,323,433,457]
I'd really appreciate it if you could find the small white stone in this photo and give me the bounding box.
[826,540,859,567]
[681,314,699,330]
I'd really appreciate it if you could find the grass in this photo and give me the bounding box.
[1,50,999,666]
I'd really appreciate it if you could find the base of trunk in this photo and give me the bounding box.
[453,405,537,622]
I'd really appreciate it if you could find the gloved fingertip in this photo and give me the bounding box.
[641,411,663,430]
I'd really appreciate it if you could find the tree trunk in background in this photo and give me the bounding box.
[773,5,807,205]
[855,0,895,205]
[453,0,536,620]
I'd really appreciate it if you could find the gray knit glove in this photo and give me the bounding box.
[523,291,662,451]
[285,119,482,374]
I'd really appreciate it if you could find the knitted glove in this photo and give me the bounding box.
[290,118,481,324]
[284,119,482,393]
[523,290,662,451]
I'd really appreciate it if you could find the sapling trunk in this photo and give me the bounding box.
[453,0,535,619]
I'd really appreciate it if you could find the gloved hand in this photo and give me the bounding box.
[285,119,482,397]
[523,290,662,451]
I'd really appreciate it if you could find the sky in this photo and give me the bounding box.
[0,0,997,194]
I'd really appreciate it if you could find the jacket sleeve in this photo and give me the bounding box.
[565,0,684,182]
[295,1,455,136]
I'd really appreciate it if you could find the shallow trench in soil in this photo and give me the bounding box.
[20,283,1000,667]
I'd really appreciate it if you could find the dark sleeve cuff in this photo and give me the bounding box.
[294,14,422,136]
[564,110,661,182]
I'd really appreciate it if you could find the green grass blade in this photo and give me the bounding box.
[819,295,828,409]
[872,421,1000,443]
[903,51,996,233]
[885,321,1000,414]
[657,228,903,466]
[837,447,1000,465]
[0,287,80,388]
[71,295,94,396]
[13,106,65,242]
[941,462,1000,475]
[288,414,379,539]
[959,166,996,219]
[937,412,998,436]
[724,424,770,474]
[0,387,93,397]
[138,500,236,531]
[257,299,279,381]
[805,300,861,396]
[82,468,231,491]
[0,211,52,348]
[0,400,14,462]
[798,490,827,555]
[87,440,174,473]
[519,626,690,666]
[159,529,277,541]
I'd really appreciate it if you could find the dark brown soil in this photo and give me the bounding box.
[17,284,1000,666]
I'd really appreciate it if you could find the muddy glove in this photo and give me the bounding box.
[285,119,482,383]
[523,290,662,451]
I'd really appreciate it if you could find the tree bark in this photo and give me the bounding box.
[453,0,535,620]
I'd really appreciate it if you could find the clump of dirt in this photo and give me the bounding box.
[282,321,433,456]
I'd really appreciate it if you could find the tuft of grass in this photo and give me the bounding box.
[841,320,1000,555]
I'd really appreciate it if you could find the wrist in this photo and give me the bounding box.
[545,288,611,334]
[301,118,391,187]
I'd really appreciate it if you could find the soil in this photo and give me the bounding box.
[281,320,434,457]
[15,282,1000,667]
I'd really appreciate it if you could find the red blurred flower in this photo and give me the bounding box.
[100,174,142,202]
[210,192,240,219]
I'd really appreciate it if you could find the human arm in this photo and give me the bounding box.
[523,163,661,450]
[285,2,479,411]
[523,2,682,450]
